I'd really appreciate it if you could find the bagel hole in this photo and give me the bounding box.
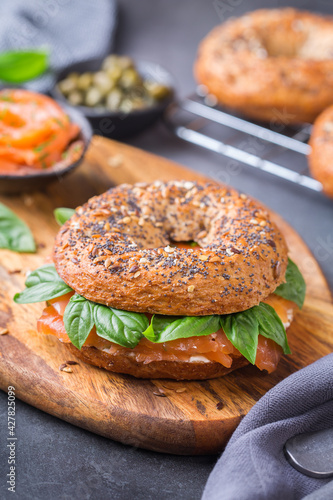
[262,29,333,60]
[169,240,199,249]
[262,34,303,58]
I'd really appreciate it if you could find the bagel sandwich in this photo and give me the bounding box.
[14,181,306,380]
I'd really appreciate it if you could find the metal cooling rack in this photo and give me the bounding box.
[165,86,323,193]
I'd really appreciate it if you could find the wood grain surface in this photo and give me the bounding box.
[0,136,332,455]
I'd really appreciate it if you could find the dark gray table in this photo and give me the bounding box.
[1,1,333,499]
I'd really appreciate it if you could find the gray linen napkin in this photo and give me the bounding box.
[0,0,117,92]
[202,353,333,500]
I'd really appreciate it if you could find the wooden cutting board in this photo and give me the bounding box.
[0,136,332,455]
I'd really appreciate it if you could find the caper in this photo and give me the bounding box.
[102,55,119,71]
[67,90,84,106]
[119,98,134,113]
[129,97,147,110]
[144,81,171,100]
[105,88,123,111]
[117,56,134,70]
[77,72,93,90]
[57,73,79,95]
[92,71,114,95]
[119,68,142,89]
[105,66,122,84]
[85,87,103,107]
[58,79,75,95]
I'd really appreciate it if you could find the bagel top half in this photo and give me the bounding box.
[53,181,288,316]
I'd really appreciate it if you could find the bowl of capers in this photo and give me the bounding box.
[51,55,174,139]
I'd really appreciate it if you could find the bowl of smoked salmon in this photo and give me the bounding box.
[0,89,92,194]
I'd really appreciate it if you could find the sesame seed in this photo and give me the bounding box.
[0,328,8,335]
[104,222,111,231]
[188,285,195,292]
[133,271,141,278]
[62,366,73,373]
[60,364,73,373]
[184,181,194,190]
[226,248,234,256]
[240,193,247,200]
[108,154,123,168]
[138,218,145,226]
[259,220,267,227]
[210,256,220,262]
[250,218,259,225]
[199,254,209,261]
[121,216,131,224]
[164,245,175,253]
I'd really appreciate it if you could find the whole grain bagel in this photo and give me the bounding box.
[53,180,287,316]
[195,8,333,124]
[64,343,249,380]
[308,105,333,197]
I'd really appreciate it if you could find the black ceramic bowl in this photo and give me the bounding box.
[51,58,174,139]
[0,103,92,195]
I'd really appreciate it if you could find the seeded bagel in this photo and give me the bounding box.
[64,343,249,380]
[53,180,287,316]
[195,8,333,124]
[308,105,333,197]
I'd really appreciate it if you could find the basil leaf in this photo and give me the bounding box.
[94,304,147,348]
[63,294,94,349]
[142,315,180,342]
[275,258,306,309]
[152,315,220,343]
[0,50,48,83]
[54,208,75,226]
[254,303,291,355]
[14,264,72,304]
[14,281,72,304]
[0,202,36,253]
[220,309,259,364]
[25,264,63,287]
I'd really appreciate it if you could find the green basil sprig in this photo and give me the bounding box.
[0,50,48,83]
[220,303,291,364]
[93,303,148,348]
[14,264,72,304]
[275,258,306,309]
[0,202,36,253]
[63,294,149,349]
[14,259,303,364]
[54,208,75,226]
[144,315,220,343]
[63,294,94,349]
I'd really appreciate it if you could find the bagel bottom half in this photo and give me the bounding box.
[65,344,250,380]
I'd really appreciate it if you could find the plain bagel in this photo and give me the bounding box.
[53,180,288,316]
[195,8,333,124]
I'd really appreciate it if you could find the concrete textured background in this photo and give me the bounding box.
[1,1,333,499]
